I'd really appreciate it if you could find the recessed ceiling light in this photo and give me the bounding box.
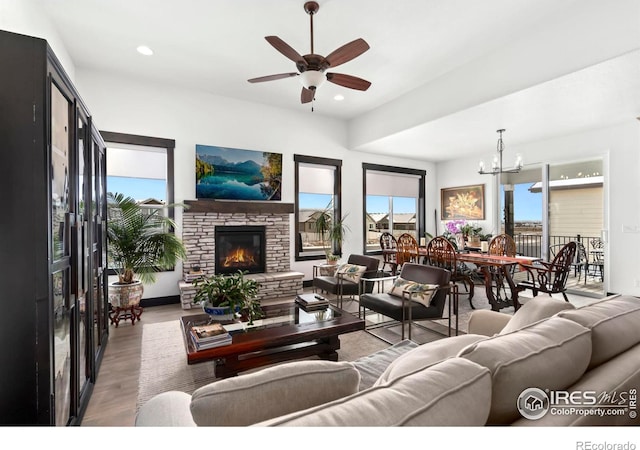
[136,45,154,56]
[334,94,344,101]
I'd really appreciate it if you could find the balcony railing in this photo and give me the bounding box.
[515,234,601,260]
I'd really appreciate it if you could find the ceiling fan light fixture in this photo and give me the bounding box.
[299,70,325,90]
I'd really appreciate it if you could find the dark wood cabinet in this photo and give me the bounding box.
[0,30,109,425]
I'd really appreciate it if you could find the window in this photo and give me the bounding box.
[363,164,425,253]
[294,155,342,261]
[101,131,175,217]
[101,132,175,273]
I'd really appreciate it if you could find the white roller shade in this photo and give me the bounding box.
[366,170,420,197]
[107,145,167,180]
[299,163,335,195]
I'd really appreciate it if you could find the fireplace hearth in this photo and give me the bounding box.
[215,225,266,275]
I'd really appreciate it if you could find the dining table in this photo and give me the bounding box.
[455,252,541,312]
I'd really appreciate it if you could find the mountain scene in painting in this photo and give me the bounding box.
[195,145,282,201]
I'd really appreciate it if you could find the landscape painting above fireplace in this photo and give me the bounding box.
[196,144,282,201]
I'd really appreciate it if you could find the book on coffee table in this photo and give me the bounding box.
[296,293,329,310]
[189,323,232,350]
[191,323,227,339]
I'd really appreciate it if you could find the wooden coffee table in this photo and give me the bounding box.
[180,302,364,378]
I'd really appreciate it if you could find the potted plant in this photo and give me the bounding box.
[192,270,262,325]
[106,192,187,309]
[313,204,350,265]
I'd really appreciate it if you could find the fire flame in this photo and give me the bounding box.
[223,247,257,267]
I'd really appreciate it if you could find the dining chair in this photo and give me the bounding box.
[379,232,398,275]
[588,238,604,282]
[571,241,589,283]
[485,233,518,301]
[396,233,419,267]
[423,236,475,309]
[488,234,516,257]
[516,241,577,302]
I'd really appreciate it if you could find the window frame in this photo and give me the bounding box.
[101,131,176,274]
[362,163,426,255]
[294,154,342,262]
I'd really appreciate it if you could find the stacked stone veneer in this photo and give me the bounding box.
[179,203,303,309]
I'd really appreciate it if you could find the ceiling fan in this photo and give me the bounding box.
[248,1,371,106]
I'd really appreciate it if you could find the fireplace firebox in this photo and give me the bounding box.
[214,226,266,275]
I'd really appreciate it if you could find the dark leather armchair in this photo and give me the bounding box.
[359,263,456,340]
[516,241,577,302]
[313,254,380,308]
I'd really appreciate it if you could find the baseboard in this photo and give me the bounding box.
[140,295,180,307]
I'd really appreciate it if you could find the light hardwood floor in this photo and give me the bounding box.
[80,280,604,426]
[81,302,196,426]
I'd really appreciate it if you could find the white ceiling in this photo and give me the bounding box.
[38,0,640,161]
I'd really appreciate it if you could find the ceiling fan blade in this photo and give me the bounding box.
[324,38,370,68]
[301,87,315,104]
[265,36,307,67]
[248,73,298,83]
[326,73,371,91]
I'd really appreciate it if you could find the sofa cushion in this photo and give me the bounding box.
[557,294,640,369]
[499,296,576,334]
[374,334,488,386]
[256,358,492,426]
[189,360,360,426]
[458,316,592,425]
[514,343,640,426]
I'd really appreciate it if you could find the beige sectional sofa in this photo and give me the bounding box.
[135,294,640,426]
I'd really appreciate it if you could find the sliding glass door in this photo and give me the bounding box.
[501,159,605,297]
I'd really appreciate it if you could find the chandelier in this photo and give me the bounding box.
[478,129,523,175]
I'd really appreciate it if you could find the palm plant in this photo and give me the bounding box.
[313,204,349,261]
[107,192,186,284]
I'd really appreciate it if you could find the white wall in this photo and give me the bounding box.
[76,69,436,296]
[0,0,76,81]
[349,0,640,151]
[436,121,640,296]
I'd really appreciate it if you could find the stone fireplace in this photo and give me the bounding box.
[178,200,304,309]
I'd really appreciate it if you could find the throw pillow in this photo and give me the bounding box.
[388,276,439,308]
[335,263,367,284]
